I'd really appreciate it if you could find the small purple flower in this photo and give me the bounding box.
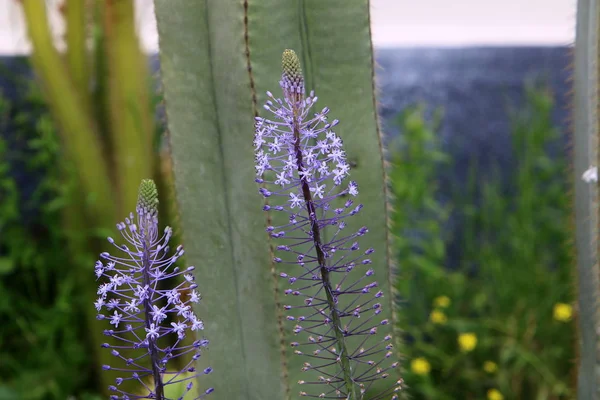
[95,179,213,400]
[254,50,402,399]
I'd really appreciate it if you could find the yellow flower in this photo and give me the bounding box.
[483,361,498,374]
[553,303,573,322]
[434,296,451,308]
[429,310,448,325]
[410,357,431,376]
[487,388,504,400]
[458,332,477,352]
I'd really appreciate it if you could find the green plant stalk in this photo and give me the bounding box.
[154,0,398,398]
[91,1,112,151]
[290,101,358,399]
[21,1,148,395]
[65,0,89,109]
[574,0,600,398]
[20,0,114,225]
[102,0,154,214]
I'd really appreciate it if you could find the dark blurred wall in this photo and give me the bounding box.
[0,46,572,238]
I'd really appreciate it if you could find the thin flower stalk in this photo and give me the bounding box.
[94,179,214,400]
[254,49,401,399]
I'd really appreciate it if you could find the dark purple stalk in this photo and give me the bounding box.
[291,96,358,399]
[141,232,164,400]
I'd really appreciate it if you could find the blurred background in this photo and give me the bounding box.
[0,1,578,399]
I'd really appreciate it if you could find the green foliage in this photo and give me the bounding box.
[391,106,450,322]
[0,83,96,399]
[392,87,575,400]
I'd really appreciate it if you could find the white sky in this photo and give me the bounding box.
[0,0,576,55]
[371,0,576,47]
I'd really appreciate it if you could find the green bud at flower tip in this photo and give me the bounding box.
[137,179,159,215]
[281,49,305,103]
[282,49,303,81]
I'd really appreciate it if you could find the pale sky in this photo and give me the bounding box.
[371,0,575,46]
[0,0,576,55]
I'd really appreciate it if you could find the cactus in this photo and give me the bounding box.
[573,0,600,398]
[154,1,399,398]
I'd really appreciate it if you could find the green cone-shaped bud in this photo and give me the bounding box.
[282,49,302,81]
[137,178,159,215]
[281,49,304,103]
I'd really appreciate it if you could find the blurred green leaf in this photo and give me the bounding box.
[0,258,15,275]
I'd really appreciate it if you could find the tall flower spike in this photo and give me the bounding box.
[254,50,401,399]
[95,179,214,400]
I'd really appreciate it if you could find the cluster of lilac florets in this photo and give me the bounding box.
[254,94,355,195]
[95,181,213,400]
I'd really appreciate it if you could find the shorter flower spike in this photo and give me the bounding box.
[95,179,213,400]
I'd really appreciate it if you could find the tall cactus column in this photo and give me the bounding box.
[154,1,399,398]
[574,0,600,398]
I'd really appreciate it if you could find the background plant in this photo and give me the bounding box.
[392,86,576,400]
[0,1,182,397]
[0,77,99,400]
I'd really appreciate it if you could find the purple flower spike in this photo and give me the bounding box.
[254,50,402,399]
[95,179,213,400]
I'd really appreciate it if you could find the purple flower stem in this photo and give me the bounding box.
[141,233,164,400]
[290,86,358,400]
